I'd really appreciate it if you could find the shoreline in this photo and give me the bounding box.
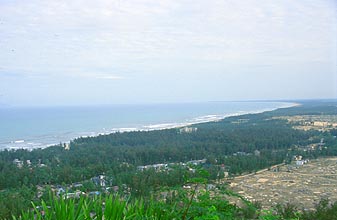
[0,101,299,151]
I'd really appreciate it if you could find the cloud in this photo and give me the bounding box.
[78,72,126,80]
[0,0,336,105]
[96,75,124,80]
[1,0,335,68]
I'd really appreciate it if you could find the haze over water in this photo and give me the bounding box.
[0,101,295,150]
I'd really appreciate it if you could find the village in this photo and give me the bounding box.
[273,115,337,132]
[11,152,337,213]
[12,156,212,201]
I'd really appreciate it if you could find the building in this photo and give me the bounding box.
[92,175,106,187]
[179,127,198,134]
[137,163,169,172]
[187,159,207,165]
[13,159,23,168]
[296,160,304,166]
[254,150,261,157]
[63,143,70,150]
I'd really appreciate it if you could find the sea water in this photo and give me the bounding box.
[0,101,295,150]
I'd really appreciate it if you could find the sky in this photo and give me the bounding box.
[0,0,336,106]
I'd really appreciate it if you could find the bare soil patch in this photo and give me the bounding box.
[228,157,337,210]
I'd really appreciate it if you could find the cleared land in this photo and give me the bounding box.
[273,115,337,131]
[228,157,337,210]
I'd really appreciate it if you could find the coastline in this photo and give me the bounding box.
[140,102,299,131]
[0,101,299,151]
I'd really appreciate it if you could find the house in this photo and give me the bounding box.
[233,152,252,156]
[88,191,101,197]
[296,160,304,166]
[63,143,70,150]
[188,167,196,173]
[294,155,303,161]
[137,163,169,172]
[179,127,198,134]
[293,154,309,167]
[13,159,23,168]
[313,121,329,127]
[183,185,192,189]
[37,159,46,167]
[56,187,66,196]
[187,159,207,165]
[73,183,83,188]
[91,175,106,187]
[207,184,216,190]
[152,163,168,171]
[63,191,83,199]
[137,165,147,171]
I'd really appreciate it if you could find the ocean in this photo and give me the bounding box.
[0,101,295,150]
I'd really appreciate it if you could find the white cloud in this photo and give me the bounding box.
[0,0,336,105]
[1,0,335,68]
[95,75,125,80]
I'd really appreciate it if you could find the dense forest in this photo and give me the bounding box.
[1,100,337,219]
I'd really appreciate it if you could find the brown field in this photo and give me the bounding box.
[227,157,337,210]
[273,115,337,131]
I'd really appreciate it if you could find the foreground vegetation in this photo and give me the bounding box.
[15,192,337,220]
[1,100,337,219]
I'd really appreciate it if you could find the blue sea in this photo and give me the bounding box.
[0,101,295,150]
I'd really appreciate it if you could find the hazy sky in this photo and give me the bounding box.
[0,0,336,106]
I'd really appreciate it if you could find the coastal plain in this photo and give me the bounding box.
[225,112,337,210]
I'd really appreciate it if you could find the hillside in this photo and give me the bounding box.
[1,100,337,219]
